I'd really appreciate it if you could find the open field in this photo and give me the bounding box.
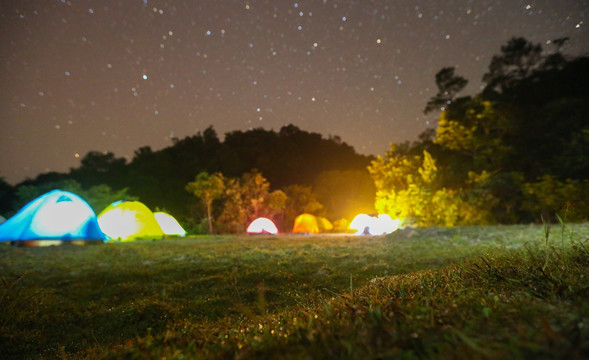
[1,224,588,359]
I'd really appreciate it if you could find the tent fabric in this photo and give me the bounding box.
[292,213,319,234]
[0,190,105,242]
[154,212,186,237]
[317,217,333,232]
[98,201,164,241]
[246,217,279,234]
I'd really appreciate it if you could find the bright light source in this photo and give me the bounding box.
[292,213,319,234]
[30,198,93,237]
[154,212,186,237]
[97,201,164,241]
[247,217,278,234]
[349,213,401,235]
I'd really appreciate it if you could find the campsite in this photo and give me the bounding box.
[0,32,588,358]
[1,223,588,359]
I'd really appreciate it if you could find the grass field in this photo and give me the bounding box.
[1,223,588,359]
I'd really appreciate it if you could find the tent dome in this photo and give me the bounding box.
[0,190,106,243]
[292,213,319,234]
[154,212,186,237]
[97,201,164,241]
[349,213,400,235]
[247,217,278,234]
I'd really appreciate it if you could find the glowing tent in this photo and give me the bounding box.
[0,190,106,244]
[292,213,319,234]
[317,216,333,232]
[154,212,186,237]
[246,217,279,234]
[0,215,5,225]
[97,201,164,241]
[349,214,377,235]
[349,214,401,235]
[373,214,401,235]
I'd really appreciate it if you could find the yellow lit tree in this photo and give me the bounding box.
[369,147,490,227]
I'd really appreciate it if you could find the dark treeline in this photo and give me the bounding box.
[371,37,589,225]
[0,125,375,230]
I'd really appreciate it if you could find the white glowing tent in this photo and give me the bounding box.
[349,214,401,235]
[154,212,186,237]
[246,217,279,234]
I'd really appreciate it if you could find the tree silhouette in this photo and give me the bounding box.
[482,37,543,91]
[424,67,468,114]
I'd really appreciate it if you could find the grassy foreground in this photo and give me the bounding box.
[1,224,588,359]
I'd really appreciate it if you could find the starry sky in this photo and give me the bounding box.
[1,0,587,185]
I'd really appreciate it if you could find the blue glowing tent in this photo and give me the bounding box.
[0,190,106,243]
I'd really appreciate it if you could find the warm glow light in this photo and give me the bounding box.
[292,213,319,234]
[373,214,401,235]
[154,212,186,237]
[317,217,333,232]
[349,213,401,235]
[247,217,278,234]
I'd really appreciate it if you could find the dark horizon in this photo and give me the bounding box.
[1,0,588,184]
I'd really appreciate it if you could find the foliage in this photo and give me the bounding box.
[0,177,15,216]
[523,175,589,222]
[423,67,468,114]
[434,97,513,171]
[282,184,324,231]
[9,125,372,225]
[0,224,588,359]
[69,151,128,189]
[369,148,489,226]
[388,37,589,224]
[216,170,288,233]
[186,172,225,233]
[482,37,544,91]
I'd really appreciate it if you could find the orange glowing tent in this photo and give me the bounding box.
[292,213,319,234]
[317,216,333,232]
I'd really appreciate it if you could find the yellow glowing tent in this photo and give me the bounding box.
[97,201,164,241]
[292,213,319,234]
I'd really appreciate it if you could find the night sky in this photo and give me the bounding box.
[1,1,587,185]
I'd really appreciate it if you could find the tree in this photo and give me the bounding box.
[482,37,543,91]
[186,172,225,233]
[0,177,15,216]
[522,175,589,222]
[368,148,490,226]
[283,185,323,230]
[82,184,138,214]
[424,67,468,114]
[216,170,287,233]
[434,97,513,171]
[70,151,127,189]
